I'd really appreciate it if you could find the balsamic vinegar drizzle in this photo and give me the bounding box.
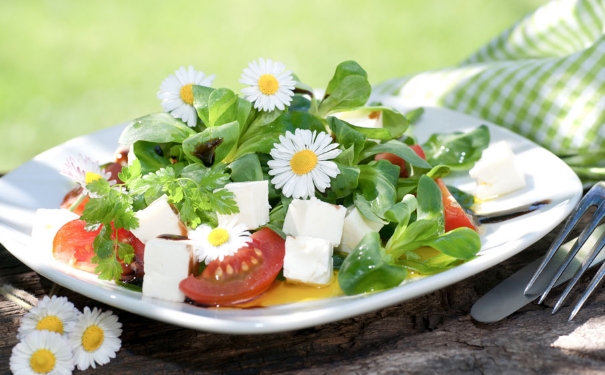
[157,234,189,241]
[473,199,551,225]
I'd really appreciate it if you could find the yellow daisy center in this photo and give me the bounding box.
[85,172,103,185]
[82,325,104,352]
[36,316,64,334]
[208,228,230,247]
[30,349,56,374]
[180,83,194,105]
[290,149,318,175]
[258,74,279,95]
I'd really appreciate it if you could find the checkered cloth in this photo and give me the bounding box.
[375,0,605,181]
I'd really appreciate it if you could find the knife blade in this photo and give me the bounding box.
[471,225,605,323]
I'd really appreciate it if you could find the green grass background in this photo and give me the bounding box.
[1,0,548,173]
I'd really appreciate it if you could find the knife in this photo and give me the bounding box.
[470,225,605,323]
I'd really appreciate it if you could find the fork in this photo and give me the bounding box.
[525,181,605,321]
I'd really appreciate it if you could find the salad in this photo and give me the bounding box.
[42,59,494,307]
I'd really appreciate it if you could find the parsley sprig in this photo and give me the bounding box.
[80,179,138,282]
[124,160,238,229]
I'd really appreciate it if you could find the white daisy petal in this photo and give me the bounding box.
[271,169,295,187]
[317,161,341,177]
[318,148,343,161]
[282,174,300,198]
[266,159,291,169]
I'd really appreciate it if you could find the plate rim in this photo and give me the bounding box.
[0,103,583,334]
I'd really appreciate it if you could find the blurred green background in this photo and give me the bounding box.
[1,0,548,173]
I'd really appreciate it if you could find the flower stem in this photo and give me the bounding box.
[68,193,87,212]
[0,284,38,310]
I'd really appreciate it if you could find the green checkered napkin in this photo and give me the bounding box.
[375,0,605,182]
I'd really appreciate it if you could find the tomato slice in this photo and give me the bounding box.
[374,144,426,177]
[179,227,285,306]
[52,219,145,278]
[436,179,476,232]
[53,219,100,272]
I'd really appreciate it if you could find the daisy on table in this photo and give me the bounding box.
[17,295,81,339]
[240,58,296,112]
[10,330,74,375]
[69,307,122,371]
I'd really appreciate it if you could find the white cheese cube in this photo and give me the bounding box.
[142,238,195,302]
[282,198,346,246]
[131,195,186,244]
[469,141,526,199]
[338,207,384,253]
[217,180,270,230]
[337,109,383,129]
[31,208,79,251]
[283,236,333,286]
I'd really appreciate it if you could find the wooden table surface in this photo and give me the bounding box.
[2,216,605,374]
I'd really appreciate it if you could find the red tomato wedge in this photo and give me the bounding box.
[179,227,286,306]
[53,219,100,272]
[52,219,145,278]
[435,179,476,232]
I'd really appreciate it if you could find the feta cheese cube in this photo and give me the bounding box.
[31,208,79,251]
[131,195,186,244]
[282,198,346,246]
[469,141,526,199]
[142,238,195,302]
[283,236,333,286]
[338,207,384,253]
[217,180,270,230]
[337,109,383,129]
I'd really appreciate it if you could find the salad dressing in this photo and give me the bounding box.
[236,278,344,307]
[235,246,440,308]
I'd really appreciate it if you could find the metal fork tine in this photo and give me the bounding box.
[569,259,605,320]
[551,226,605,314]
[538,202,605,303]
[524,182,605,320]
[524,186,604,294]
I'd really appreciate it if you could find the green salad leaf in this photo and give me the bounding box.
[338,232,408,295]
[422,124,490,170]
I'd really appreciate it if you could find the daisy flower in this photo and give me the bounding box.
[240,58,296,112]
[157,66,215,127]
[59,154,114,198]
[267,129,342,199]
[69,307,122,371]
[10,330,74,375]
[17,295,81,339]
[189,218,252,264]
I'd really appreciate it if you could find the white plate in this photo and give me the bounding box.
[0,101,582,334]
